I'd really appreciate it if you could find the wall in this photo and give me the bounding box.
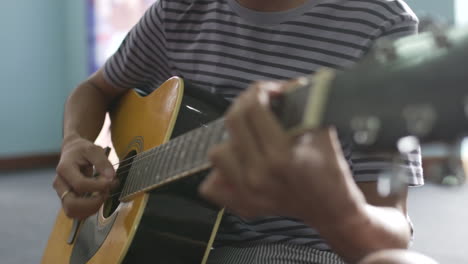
[455,0,468,26]
[65,0,89,90]
[406,0,456,24]
[0,1,88,158]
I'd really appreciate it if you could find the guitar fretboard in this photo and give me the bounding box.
[119,119,226,201]
[118,81,314,202]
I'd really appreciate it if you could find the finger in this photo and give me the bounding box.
[83,145,115,180]
[209,144,278,198]
[63,192,107,220]
[323,127,344,155]
[244,85,290,156]
[81,165,94,178]
[57,162,113,195]
[321,127,352,171]
[199,170,234,206]
[53,175,72,200]
[224,99,262,169]
[53,176,107,219]
[228,83,291,188]
[305,128,342,159]
[208,143,244,187]
[199,170,269,219]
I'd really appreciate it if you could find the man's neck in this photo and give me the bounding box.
[236,0,309,12]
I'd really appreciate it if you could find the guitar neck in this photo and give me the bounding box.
[120,26,468,201]
[119,119,225,201]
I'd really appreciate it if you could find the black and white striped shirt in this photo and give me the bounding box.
[103,0,423,255]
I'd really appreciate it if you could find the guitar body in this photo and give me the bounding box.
[42,77,227,264]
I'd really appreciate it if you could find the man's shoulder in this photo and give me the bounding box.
[160,0,223,8]
[323,0,417,21]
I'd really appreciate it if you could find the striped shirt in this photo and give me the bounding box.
[206,243,346,264]
[102,0,423,259]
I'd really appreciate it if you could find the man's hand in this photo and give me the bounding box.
[199,80,366,226]
[53,136,116,220]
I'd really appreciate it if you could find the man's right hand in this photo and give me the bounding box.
[53,136,116,220]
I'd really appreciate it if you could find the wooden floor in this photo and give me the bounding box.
[0,168,467,264]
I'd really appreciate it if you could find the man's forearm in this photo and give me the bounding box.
[63,80,114,145]
[313,204,411,264]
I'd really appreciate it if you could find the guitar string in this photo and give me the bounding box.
[105,143,194,196]
[102,118,224,177]
[106,118,225,177]
[107,132,209,182]
[106,157,210,200]
[99,124,223,198]
[103,127,202,178]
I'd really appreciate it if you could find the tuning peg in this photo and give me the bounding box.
[402,103,437,137]
[373,38,398,63]
[427,24,452,49]
[350,115,381,146]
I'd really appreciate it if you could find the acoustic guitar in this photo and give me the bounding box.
[42,26,468,263]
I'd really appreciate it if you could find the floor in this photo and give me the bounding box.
[0,169,467,264]
[0,169,59,264]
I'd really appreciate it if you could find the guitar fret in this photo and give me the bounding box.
[210,119,225,149]
[120,168,134,198]
[172,136,186,176]
[120,119,228,199]
[182,128,198,174]
[132,152,146,193]
[177,134,189,173]
[167,139,179,181]
[155,146,165,183]
[134,152,148,193]
[192,126,206,167]
[125,159,140,197]
[197,126,211,165]
[165,137,180,179]
[158,144,172,183]
[140,150,152,192]
[200,124,215,165]
[146,147,161,186]
[185,128,200,171]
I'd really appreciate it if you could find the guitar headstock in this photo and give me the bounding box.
[274,25,468,154]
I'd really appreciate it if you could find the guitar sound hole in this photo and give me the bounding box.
[103,150,136,218]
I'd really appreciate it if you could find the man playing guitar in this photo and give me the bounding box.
[53,0,423,263]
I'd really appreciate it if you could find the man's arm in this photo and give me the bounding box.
[358,249,438,264]
[63,69,123,143]
[199,81,413,263]
[313,183,412,263]
[53,69,126,219]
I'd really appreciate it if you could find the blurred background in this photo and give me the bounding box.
[0,0,467,263]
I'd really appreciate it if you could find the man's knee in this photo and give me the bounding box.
[358,249,438,264]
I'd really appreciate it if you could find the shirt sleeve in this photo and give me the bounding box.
[378,1,419,40]
[351,148,424,187]
[381,16,418,40]
[102,0,171,92]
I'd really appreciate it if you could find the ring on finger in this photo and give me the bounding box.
[60,189,72,201]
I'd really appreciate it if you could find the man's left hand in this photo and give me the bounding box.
[199,80,366,227]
